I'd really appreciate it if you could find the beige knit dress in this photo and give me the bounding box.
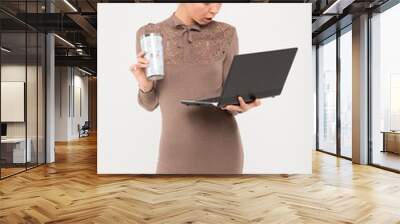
[136,12,243,174]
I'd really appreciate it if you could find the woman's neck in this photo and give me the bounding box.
[174,7,194,26]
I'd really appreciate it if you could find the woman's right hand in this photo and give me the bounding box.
[130,51,154,92]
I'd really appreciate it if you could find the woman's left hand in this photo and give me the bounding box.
[222,96,261,115]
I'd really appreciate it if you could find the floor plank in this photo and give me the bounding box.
[1,133,400,224]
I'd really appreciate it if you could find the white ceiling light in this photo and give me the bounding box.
[78,67,93,76]
[63,0,78,12]
[323,0,355,15]
[1,47,11,53]
[54,34,75,48]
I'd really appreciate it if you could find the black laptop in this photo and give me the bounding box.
[180,47,298,108]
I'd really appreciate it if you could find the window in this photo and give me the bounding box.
[0,1,47,179]
[339,28,352,158]
[370,2,400,171]
[317,36,337,154]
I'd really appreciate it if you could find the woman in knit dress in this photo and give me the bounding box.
[130,3,261,174]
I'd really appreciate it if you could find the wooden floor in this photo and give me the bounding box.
[0,167,26,178]
[1,163,45,178]
[373,150,400,171]
[1,134,400,224]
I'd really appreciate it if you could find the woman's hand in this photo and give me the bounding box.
[222,96,261,115]
[130,51,154,92]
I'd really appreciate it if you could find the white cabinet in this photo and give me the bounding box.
[1,138,32,163]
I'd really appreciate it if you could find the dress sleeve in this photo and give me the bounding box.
[222,27,239,86]
[136,25,159,112]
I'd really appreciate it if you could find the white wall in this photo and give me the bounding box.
[55,66,69,141]
[55,67,89,141]
[1,64,46,163]
[98,3,313,174]
[1,65,39,138]
[72,73,89,138]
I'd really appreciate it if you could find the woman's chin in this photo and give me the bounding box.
[198,19,213,25]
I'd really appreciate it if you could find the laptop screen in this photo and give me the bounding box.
[219,48,297,106]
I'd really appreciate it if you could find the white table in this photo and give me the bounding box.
[1,138,32,163]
